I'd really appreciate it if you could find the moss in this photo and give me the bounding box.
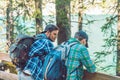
[1,60,17,74]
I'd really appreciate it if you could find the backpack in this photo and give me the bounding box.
[42,41,77,80]
[9,34,35,69]
[42,50,62,80]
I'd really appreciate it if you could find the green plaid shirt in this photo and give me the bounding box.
[66,38,96,80]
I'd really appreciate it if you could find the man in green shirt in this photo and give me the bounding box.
[66,30,96,80]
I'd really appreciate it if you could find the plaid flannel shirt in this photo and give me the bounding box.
[66,38,96,80]
[23,33,54,80]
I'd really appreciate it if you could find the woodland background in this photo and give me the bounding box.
[0,0,120,77]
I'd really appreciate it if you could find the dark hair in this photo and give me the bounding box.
[74,32,84,41]
[74,30,88,47]
[74,30,88,41]
[43,24,59,33]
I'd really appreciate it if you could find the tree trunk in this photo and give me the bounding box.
[78,0,83,30]
[117,0,120,76]
[35,0,43,34]
[56,0,71,44]
[6,0,14,46]
[116,0,120,76]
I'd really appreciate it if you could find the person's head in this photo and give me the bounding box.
[74,30,88,47]
[43,24,59,42]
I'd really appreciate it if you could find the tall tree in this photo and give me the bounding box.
[78,0,83,30]
[117,0,120,76]
[56,0,71,44]
[35,0,43,34]
[6,0,14,45]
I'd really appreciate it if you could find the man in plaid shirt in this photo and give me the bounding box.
[66,30,96,80]
[18,24,59,80]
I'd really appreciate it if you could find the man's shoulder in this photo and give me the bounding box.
[35,33,47,39]
[72,43,87,51]
[35,37,50,42]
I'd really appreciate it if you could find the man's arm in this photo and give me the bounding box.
[29,39,53,56]
[80,46,96,73]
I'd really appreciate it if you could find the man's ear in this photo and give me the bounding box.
[80,39,85,45]
[45,31,50,37]
[80,39,83,44]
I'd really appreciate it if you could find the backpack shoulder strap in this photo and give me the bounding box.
[64,42,77,59]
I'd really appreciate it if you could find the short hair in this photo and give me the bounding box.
[44,24,59,32]
[74,30,88,41]
[74,30,88,47]
[74,32,84,41]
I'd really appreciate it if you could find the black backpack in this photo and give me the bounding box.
[9,34,35,69]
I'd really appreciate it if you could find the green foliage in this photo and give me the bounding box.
[8,0,36,40]
[99,65,116,73]
[101,16,117,35]
[13,14,35,34]
[94,15,117,75]
[33,9,42,19]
